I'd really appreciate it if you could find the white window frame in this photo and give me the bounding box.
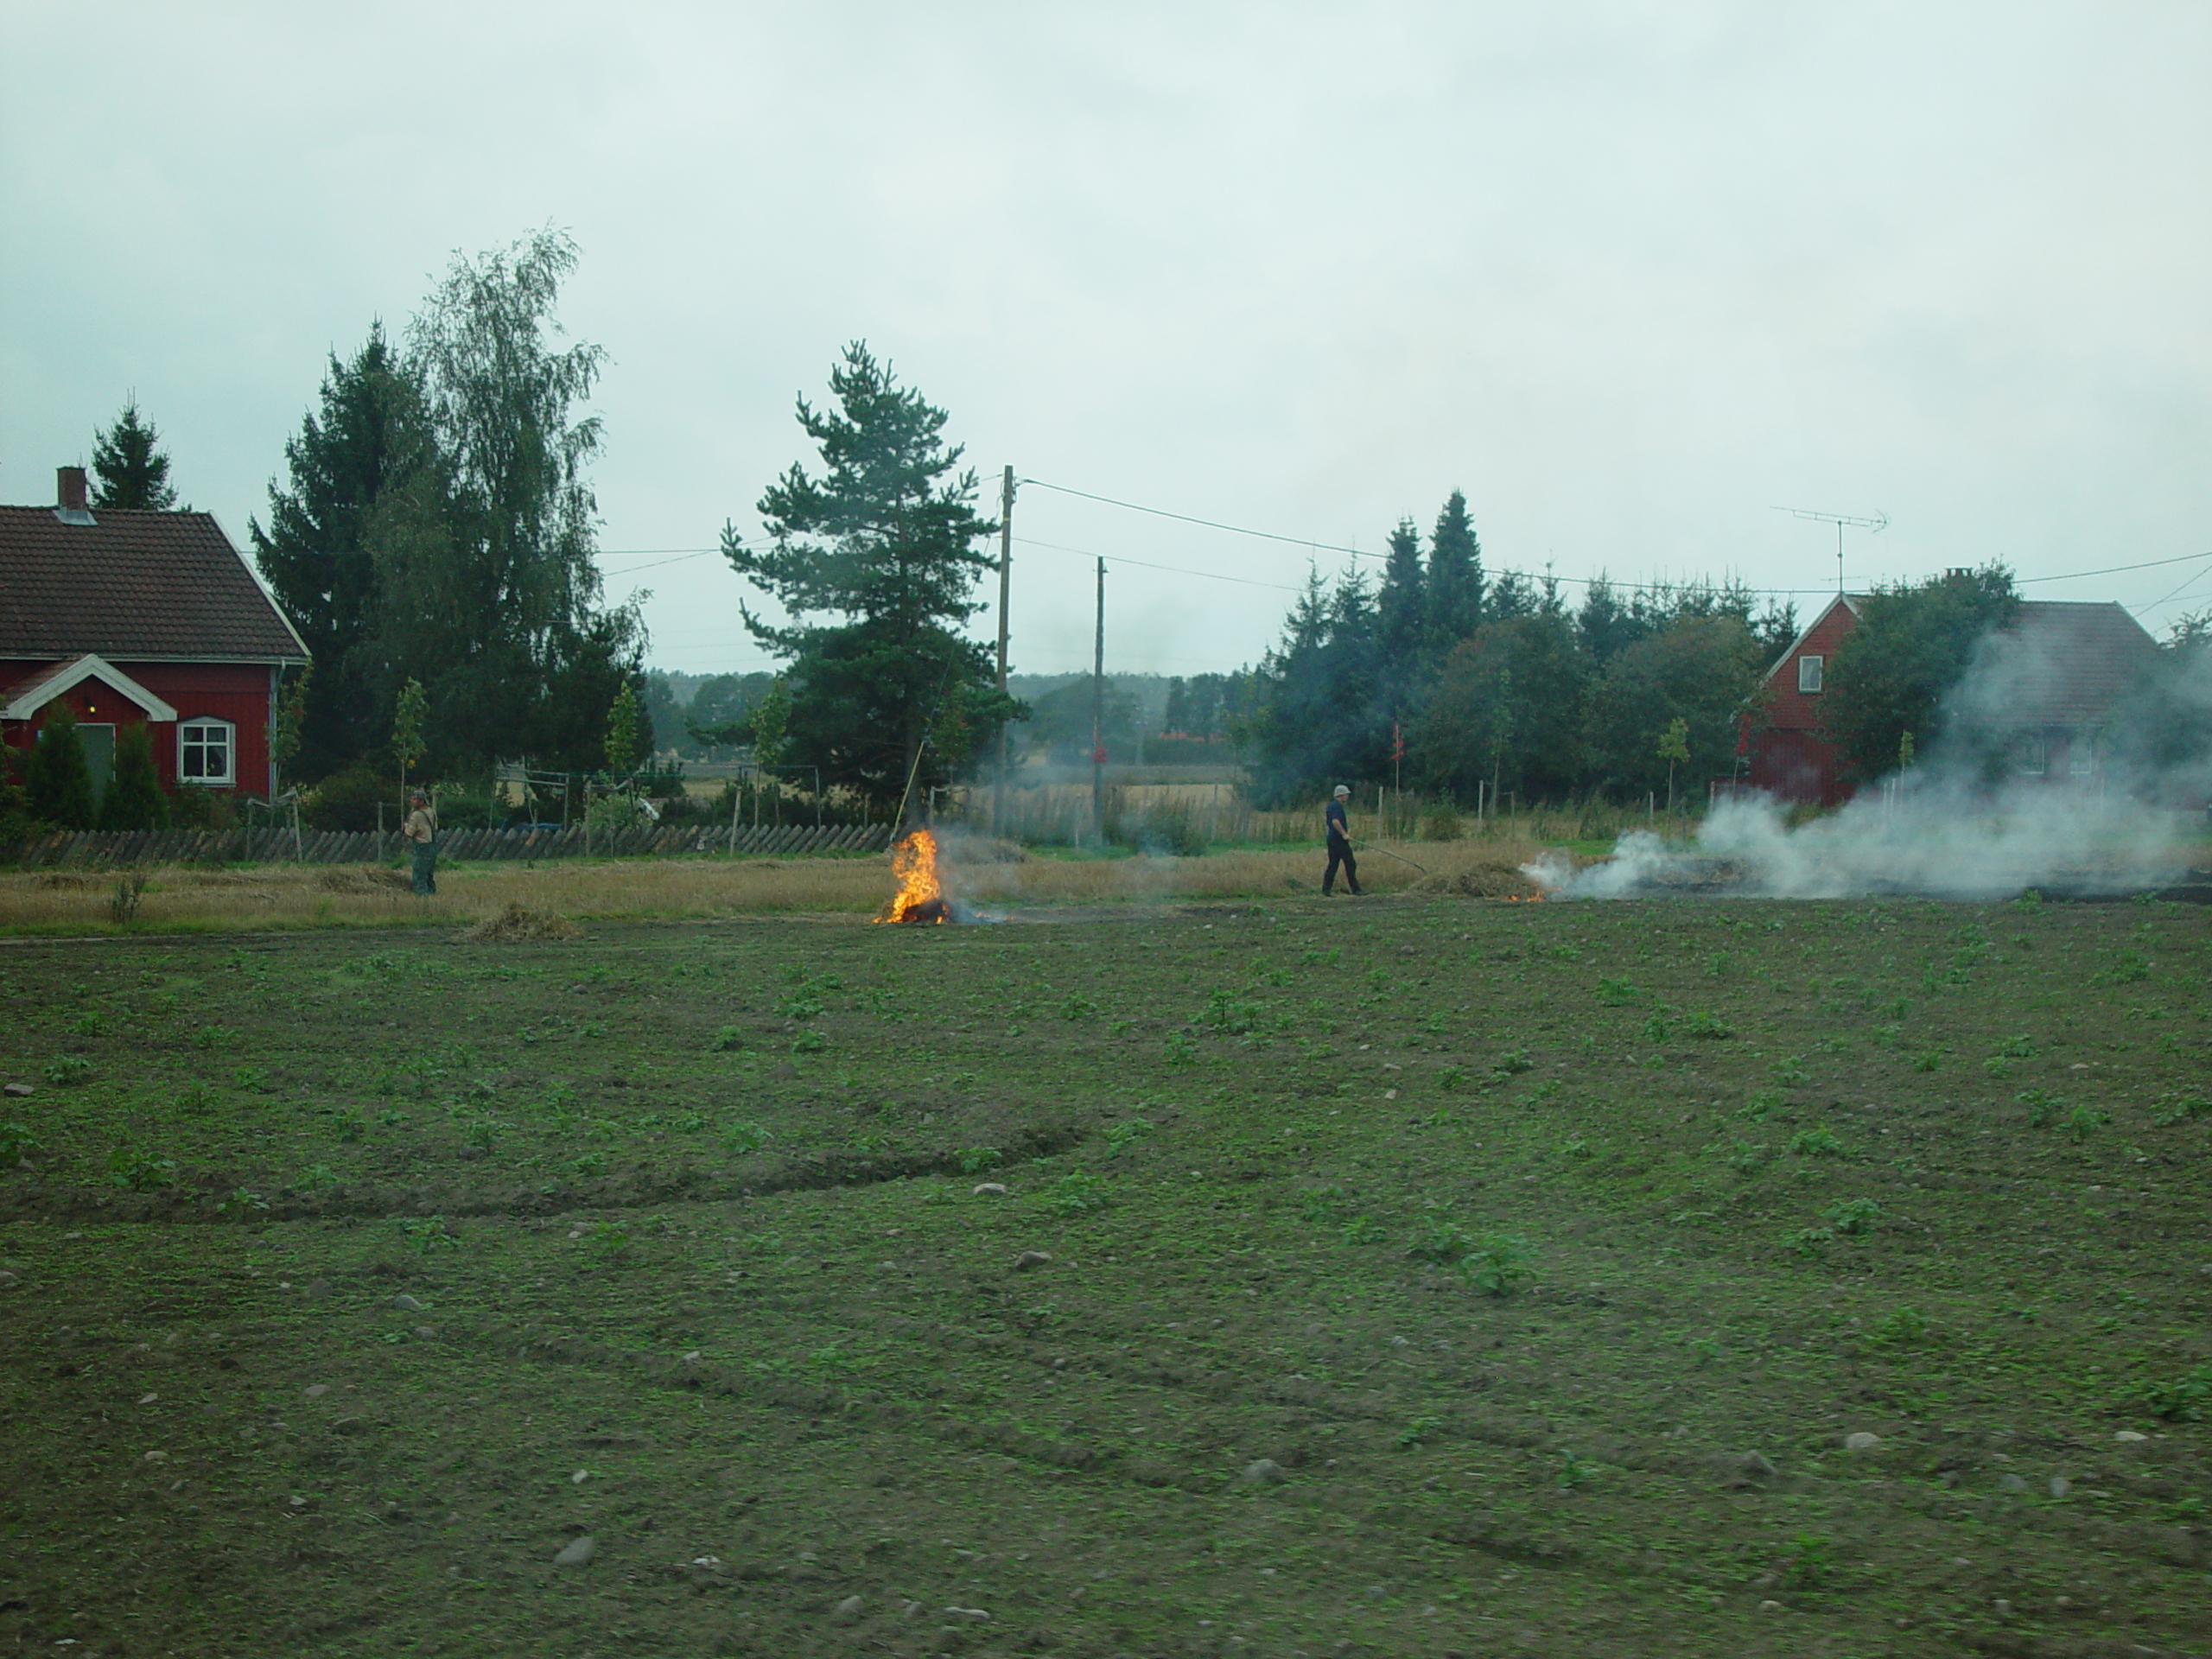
[1796,654,1823,694]
[178,716,236,786]
[2014,730,2048,777]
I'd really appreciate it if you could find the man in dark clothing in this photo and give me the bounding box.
[1322,784,1362,895]
[404,791,438,896]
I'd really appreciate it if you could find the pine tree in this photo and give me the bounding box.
[98,724,169,831]
[89,397,180,510]
[723,342,1020,810]
[1425,490,1484,652]
[26,707,98,830]
[1376,517,1427,671]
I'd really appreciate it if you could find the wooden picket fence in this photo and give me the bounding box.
[0,821,894,870]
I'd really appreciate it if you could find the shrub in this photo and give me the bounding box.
[98,723,169,831]
[1779,1535,1831,1589]
[1407,1214,1473,1263]
[26,706,96,830]
[2063,1106,2110,1142]
[1418,800,1463,842]
[1104,1117,1155,1154]
[1107,799,1205,856]
[1458,1234,1532,1295]
[302,760,401,833]
[2138,1365,2212,1422]
[1050,1171,1111,1214]
[1823,1198,1882,1236]
[108,1148,177,1191]
[1872,1306,1930,1344]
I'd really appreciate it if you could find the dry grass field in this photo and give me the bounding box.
[0,839,1554,936]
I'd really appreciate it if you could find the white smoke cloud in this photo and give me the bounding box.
[1529,619,2204,900]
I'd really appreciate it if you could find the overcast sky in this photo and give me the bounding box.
[4,3,2208,678]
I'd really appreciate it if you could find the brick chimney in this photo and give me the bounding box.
[54,465,97,525]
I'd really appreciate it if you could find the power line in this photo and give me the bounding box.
[1020,477,1380,563]
[1014,535,1302,594]
[1022,473,2212,603]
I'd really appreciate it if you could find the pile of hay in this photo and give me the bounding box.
[1414,866,1545,899]
[458,903,582,943]
[315,864,410,894]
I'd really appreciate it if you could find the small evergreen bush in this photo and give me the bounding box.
[98,723,169,831]
[26,706,96,829]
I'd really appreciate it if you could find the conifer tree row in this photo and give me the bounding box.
[1240,493,1800,808]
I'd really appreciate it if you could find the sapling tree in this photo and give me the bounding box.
[603,680,641,775]
[1657,715,1689,812]
[392,677,428,811]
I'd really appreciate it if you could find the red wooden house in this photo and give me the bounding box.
[1,467,308,805]
[1745,589,2157,805]
[1745,593,1865,806]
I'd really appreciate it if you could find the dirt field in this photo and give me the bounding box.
[1,887,2208,1657]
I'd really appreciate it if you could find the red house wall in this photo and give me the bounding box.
[1,658,276,796]
[1747,598,1860,807]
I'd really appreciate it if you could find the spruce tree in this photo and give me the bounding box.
[1376,517,1427,672]
[251,326,425,776]
[89,397,181,511]
[98,723,170,831]
[1425,490,1485,653]
[26,707,98,830]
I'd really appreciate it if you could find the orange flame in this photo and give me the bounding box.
[875,828,951,924]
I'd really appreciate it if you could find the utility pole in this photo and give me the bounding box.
[1771,505,1888,594]
[994,465,1014,834]
[1091,557,1106,846]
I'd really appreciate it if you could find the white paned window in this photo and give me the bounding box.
[2015,731,2048,776]
[179,717,235,785]
[1796,654,1823,693]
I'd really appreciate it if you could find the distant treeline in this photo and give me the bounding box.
[1236,491,1800,808]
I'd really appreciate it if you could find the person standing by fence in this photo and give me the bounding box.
[1322,784,1362,897]
[404,790,439,895]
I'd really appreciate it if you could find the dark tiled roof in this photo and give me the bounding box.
[0,505,306,662]
[1960,601,2157,728]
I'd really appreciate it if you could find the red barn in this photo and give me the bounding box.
[1,467,308,805]
[1746,590,2158,805]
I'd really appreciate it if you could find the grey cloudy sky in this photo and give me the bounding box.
[4,3,2208,677]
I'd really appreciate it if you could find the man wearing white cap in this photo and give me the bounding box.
[1321,784,1362,896]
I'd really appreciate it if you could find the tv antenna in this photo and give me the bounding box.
[1772,505,1888,594]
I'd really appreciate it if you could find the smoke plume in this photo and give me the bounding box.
[1529,617,2209,900]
